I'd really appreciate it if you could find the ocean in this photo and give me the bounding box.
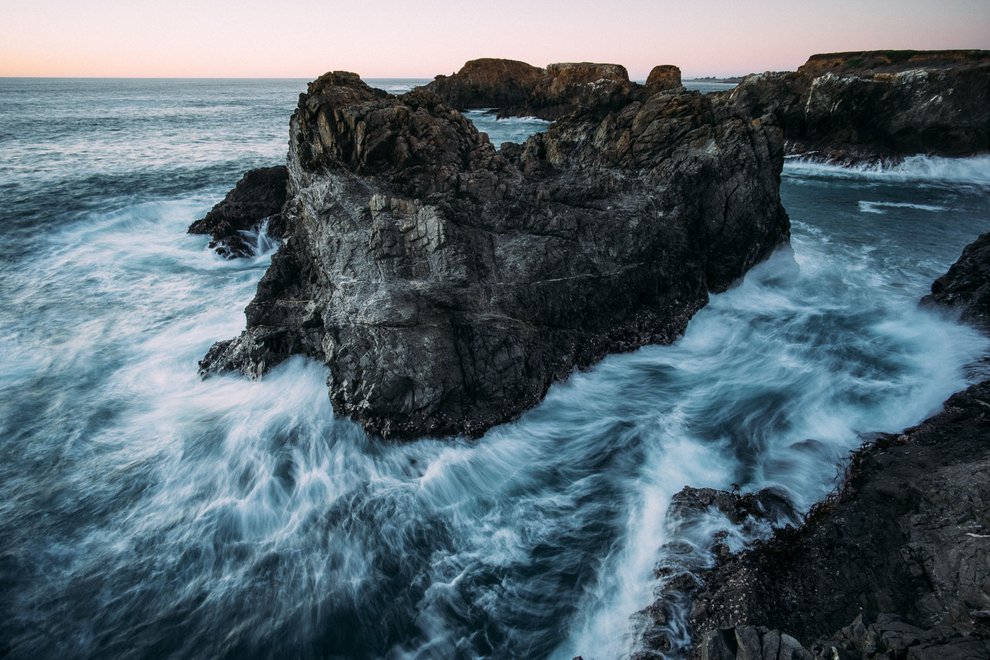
[1,77,989,659]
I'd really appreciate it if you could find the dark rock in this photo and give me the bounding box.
[657,379,990,659]
[200,69,789,439]
[188,166,289,258]
[729,50,990,162]
[636,487,799,654]
[424,58,545,111]
[422,58,638,120]
[924,232,990,331]
[646,65,683,92]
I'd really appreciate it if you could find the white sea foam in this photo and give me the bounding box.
[859,200,948,214]
[785,154,990,186]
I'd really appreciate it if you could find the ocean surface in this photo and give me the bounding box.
[1,78,989,660]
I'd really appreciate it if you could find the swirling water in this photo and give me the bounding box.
[1,78,988,660]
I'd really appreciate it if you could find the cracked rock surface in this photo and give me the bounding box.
[728,49,990,163]
[200,69,789,439]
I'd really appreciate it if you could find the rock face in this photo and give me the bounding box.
[729,50,990,162]
[188,166,289,257]
[200,69,789,439]
[423,59,638,120]
[646,65,683,92]
[640,235,990,659]
[924,232,990,331]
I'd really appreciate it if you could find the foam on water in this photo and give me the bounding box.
[463,109,552,145]
[785,154,990,187]
[859,200,948,214]
[2,79,990,660]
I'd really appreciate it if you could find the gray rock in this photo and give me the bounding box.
[201,69,789,439]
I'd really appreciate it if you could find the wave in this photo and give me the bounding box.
[858,200,949,214]
[463,110,551,146]
[784,154,990,186]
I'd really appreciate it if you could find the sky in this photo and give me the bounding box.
[2,0,988,79]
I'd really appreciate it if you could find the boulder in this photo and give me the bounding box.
[199,69,789,439]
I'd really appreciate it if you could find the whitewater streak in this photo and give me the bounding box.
[1,77,989,660]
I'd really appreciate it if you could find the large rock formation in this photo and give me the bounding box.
[423,59,679,120]
[188,166,289,258]
[640,234,990,659]
[729,50,990,162]
[200,69,789,439]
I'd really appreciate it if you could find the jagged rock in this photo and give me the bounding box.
[646,65,683,91]
[188,166,289,257]
[200,69,789,439]
[924,232,990,331]
[729,50,990,162]
[423,58,639,120]
[635,487,799,655]
[662,379,990,659]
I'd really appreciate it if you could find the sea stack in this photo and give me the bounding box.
[200,64,790,439]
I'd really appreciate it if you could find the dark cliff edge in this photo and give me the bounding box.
[728,49,990,164]
[198,68,789,439]
[188,166,289,258]
[638,234,990,659]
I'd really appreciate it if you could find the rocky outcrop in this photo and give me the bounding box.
[924,232,990,331]
[423,59,640,120]
[640,235,990,659]
[200,69,789,439]
[679,382,990,659]
[188,166,289,257]
[646,65,683,92]
[729,50,990,162]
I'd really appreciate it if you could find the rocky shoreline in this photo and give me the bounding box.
[728,50,990,165]
[187,53,990,655]
[638,234,990,659]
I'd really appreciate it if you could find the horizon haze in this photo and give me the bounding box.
[2,0,989,79]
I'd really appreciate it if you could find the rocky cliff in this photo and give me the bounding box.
[199,69,789,439]
[639,234,990,659]
[729,50,990,163]
[423,59,679,120]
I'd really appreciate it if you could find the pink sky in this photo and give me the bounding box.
[2,0,988,79]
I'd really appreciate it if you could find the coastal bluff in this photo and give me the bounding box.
[729,50,990,163]
[198,65,789,439]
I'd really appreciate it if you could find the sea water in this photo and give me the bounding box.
[1,78,988,659]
